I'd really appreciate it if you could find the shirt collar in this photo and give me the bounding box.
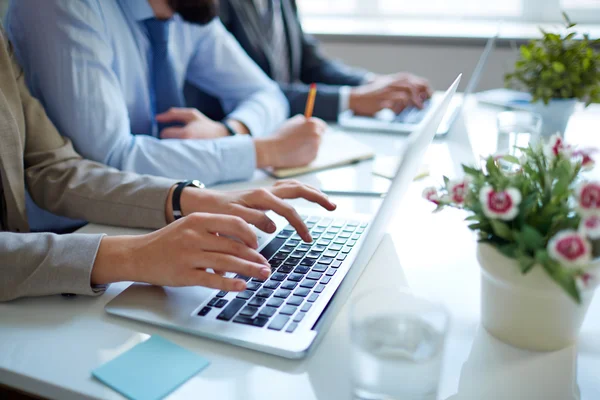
[121,0,156,21]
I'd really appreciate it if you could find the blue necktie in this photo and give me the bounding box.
[144,18,185,134]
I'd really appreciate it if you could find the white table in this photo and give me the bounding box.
[1,99,599,400]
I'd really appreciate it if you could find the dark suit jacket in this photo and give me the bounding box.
[188,0,370,123]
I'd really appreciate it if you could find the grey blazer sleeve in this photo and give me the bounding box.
[281,83,342,122]
[0,232,106,301]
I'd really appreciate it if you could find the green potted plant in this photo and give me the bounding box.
[505,13,600,137]
[423,135,600,351]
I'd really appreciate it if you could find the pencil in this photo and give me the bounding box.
[304,83,317,119]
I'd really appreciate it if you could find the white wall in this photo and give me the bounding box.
[315,37,519,92]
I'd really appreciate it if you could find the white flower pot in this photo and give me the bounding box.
[477,243,598,352]
[531,99,577,138]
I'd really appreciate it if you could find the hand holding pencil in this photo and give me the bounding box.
[253,83,325,170]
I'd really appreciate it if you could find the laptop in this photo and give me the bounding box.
[338,35,497,137]
[105,75,461,359]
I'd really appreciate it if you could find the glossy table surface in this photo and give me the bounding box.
[1,98,599,400]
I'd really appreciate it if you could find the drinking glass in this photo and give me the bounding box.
[350,288,450,400]
[496,111,542,156]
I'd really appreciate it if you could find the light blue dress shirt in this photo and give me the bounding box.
[7,0,288,231]
[7,0,288,181]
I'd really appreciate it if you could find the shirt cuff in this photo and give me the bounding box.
[363,72,377,84]
[339,86,352,117]
[215,135,257,183]
[55,233,108,297]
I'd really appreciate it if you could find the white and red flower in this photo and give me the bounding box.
[544,134,573,159]
[479,186,522,221]
[580,214,600,240]
[447,179,469,205]
[547,230,592,268]
[422,186,442,205]
[577,181,600,214]
[572,148,597,171]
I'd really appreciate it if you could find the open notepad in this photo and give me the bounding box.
[268,130,376,179]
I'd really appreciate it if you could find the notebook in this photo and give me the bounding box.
[92,335,210,400]
[269,130,375,179]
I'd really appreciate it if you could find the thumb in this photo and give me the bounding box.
[160,127,188,139]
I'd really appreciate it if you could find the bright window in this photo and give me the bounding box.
[298,0,600,23]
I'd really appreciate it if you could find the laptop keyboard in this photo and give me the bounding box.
[196,216,368,333]
[394,100,431,124]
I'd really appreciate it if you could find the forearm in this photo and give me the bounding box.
[90,235,136,286]
[25,148,176,230]
[0,232,105,301]
[225,87,288,137]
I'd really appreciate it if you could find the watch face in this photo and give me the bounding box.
[191,180,206,189]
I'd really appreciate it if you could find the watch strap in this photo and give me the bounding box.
[172,180,204,220]
[222,120,238,136]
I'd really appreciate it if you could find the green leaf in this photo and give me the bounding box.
[443,176,450,187]
[536,250,581,304]
[498,243,518,258]
[517,254,536,274]
[462,165,482,177]
[501,155,521,165]
[468,222,487,231]
[490,219,514,241]
[520,225,545,251]
[465,215,480,221]
[521,46,532,60]
[552,62,566,73]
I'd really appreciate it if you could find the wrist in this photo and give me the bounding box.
[179,186,217,217]
[226,119,250,135]
[91,236,136,285]
[254,138,276,168]
[166,181,206,223]
[348,88,360,113]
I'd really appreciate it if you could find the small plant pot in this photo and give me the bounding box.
[531,99,577,137]
[477,243,598,352]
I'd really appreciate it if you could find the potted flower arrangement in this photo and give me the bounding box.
[504,13,600,137]
[423,136,600,351]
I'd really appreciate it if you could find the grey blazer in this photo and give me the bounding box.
[0,34,177,301]
[190,0,370,122]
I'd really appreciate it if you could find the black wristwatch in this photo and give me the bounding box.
[222,120,239,136]
[172,180,205,220]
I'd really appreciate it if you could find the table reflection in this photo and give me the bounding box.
[446,326,580,400]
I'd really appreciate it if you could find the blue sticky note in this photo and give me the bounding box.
[92,335,210,400]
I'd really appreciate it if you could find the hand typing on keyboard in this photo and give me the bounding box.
[91,180,337,293]
[176,179,337,243]
[349,72,432,116]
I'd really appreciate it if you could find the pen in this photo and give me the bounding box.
[321,189,387,198]
[304,83,317,118]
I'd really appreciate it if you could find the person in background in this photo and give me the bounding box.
[6,0,325,233]
[210,0,433,122]
[0,31,336,302]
